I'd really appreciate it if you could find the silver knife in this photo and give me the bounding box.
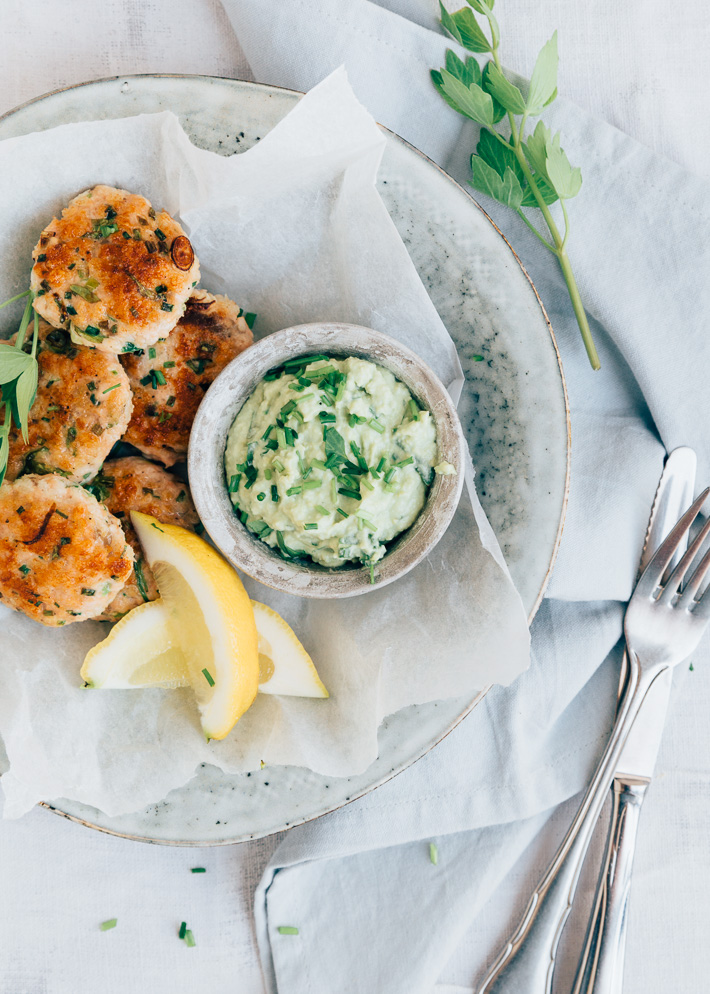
[572,446,697,994]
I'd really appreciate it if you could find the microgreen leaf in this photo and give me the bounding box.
[477,128,523,183]
[522,120,551,178]
[14,363,38,444]
[544,136,582,199]
[481,61,525,114]
[445,49,481,88]
[526,31,558,114]
[466,0,494,13]
[470,157,523,209]
[323,426,347,463]
[0,346,33,384]
[438,1,463,45]
[438,70,495,126]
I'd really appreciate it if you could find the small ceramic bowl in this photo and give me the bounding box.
[188,323,466,598]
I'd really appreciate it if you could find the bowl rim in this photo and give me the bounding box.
[188,321,466,598]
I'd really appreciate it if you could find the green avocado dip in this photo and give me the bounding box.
[224,355,445,572]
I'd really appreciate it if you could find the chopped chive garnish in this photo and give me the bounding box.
[338,487,361,501]
[102,383,120,394]
[273,459,285,473]
[384,468,396,484]
[184,930,196,948]
[304,523,318,530]
[148,347,156,359]
[167,395,176,407]
[155,228,166,241]
[286,486,303,496]
[359,516,377,530]
[280,400,297,417]
[311,459,327,471]
[256,492,266,502]
[368,418,384,434]
[318,411,336,423]
[191,867,206,873]
[271,485,279,502]
[277,926,299,935]
[100,919,117,931]
[179,922,187,939]
[369,467,380,479]
[284,426,296,446]
[315,505,329,515]
[302,480,322,490]
[396,456,414,467]
[350,441,361,457]
[202,668,215,687]
[407,399,419,421]
[19,564,30,575]
[361,478,374,491]
[262,424,274,440]
[369,563,376,585]
[276,428,287,449]
[244,312,257,329]
[471,354,484,362]
[376,457,386,473]
[429,842,439,865]
[229,475,241,493]
[265,468,272,481]
[349,413,367,427]
[384,482,396,493]
[302,364,335,379]
[331,479,337,503]
[163,360,176,368]
[336,508,349,519]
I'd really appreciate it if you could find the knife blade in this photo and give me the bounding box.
[616,446,696,779]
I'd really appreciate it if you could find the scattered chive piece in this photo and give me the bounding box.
[396,456,414,467]
[273,459,285,473]
[331,479,338,503]
[229,475,241,493]
[315,505,329,515]
[336,508,349,519]
[102,383,120,394]
[311,459,327,471]
[407,399,419,421]
[155,228,166,241]
[376,457,386,473]
[257,493,265,502]
[149,347,156,359]
[304,523,318,530]
[163,360,176,367]
[202,668,215,687]
[384,482,396,493]
[359,516,377,530]
[184,930,196,948]
[271,485,279,502]
[368,418,384,434]
[179,922,187,939]
[100,919,117,931]
[338,487,361,501]
[191,867,206,873]
[302,480,322,490]
[369,563,376,585]
[384,468,396,484]
[429,842,439,865]
[360,478,374,491]
[690,662,695,671]
[318,411,336,424]
[276,428,287,449]
[19,564,30,575]
[265,468,272,481]
[349,413,367,427]
[286,486,303,497]
[471,354,484,362]
[277,926,300,936]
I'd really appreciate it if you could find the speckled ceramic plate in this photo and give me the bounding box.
[0,75,569,845]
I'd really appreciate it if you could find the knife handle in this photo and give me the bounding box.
[572,776,649,994]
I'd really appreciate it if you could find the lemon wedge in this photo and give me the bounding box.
[129,511,259,740]
[251,601,328,698]
[82,600,328,700]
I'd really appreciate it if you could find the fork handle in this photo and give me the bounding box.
[476,658,661,994]
[571,776,649,994]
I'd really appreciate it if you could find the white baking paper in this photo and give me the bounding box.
[0,69,530,819]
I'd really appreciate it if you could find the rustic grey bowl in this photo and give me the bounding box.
[188,322,466,597]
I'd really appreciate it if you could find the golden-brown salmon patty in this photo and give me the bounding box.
[120,290,252,465]
[91,457,200,621]
[0,474,133,627]
[5,321,132,483]
[31,185,200,355]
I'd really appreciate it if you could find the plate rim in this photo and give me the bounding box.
[0,73,570,845]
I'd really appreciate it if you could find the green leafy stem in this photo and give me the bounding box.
[0,290,40,486]
[432,0,600,370]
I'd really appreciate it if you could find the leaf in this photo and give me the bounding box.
[14,361,38,443]
[545,136,582,199]
[522,120,552,179]
[0,344,33,384]
[466,0,494,13]
[445,49,481,88]
[526,31,558,114]
[324,426,347,462]
[521,176,559,207]
[481,61,526,115]
[438,69,495,126]
[477,128,524,184]
[439,1,463,45]
[450,7,491,53]
[469,156,523,209]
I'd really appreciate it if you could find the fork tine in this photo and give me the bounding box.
[678,545,710,612]
[636,487,710,598]
[660,514,710,601]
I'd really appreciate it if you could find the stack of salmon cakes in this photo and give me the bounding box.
[0,185,253,627]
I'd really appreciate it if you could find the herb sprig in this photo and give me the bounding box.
[0,290,40,486]
[432,1,599,369]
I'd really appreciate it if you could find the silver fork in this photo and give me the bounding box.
[478,487,710,994]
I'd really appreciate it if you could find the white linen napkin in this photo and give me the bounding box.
[216,1,710,991]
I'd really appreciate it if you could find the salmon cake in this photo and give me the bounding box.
[31,185,200,355]
[90,457,200,621]
[5,322,132,484]
[0,474,133,627]
[120,290,253,466]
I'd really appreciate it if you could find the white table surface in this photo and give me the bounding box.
[1,2,709,992]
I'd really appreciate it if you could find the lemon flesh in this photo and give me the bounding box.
[130,511,259,740]
[82,600,329,699]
